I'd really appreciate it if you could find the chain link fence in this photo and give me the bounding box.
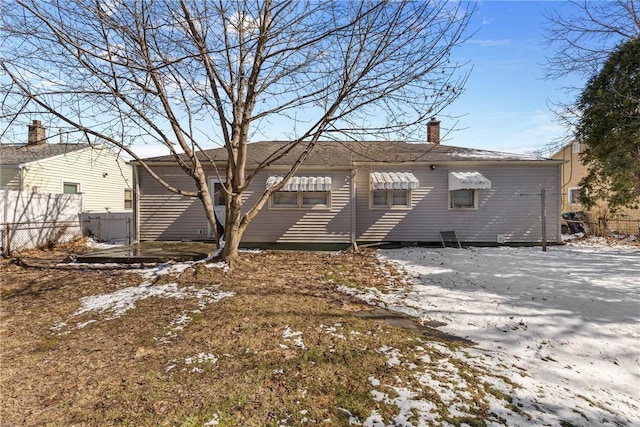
[1,220,82,256]
[1,189,83,256]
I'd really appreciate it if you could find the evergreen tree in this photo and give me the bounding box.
[575,37,640,211]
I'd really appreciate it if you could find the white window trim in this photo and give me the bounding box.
[269,190,331,209]
[369,189,412,210]
[568,187,582,205]
[448,189,479,210]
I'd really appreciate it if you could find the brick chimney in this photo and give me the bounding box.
[27,120,46,146]
[427,117,440,144]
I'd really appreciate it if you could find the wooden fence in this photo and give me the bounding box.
[562,210,640,237]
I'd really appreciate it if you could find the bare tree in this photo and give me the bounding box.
[1,0,473,264]
[542,0,640,151]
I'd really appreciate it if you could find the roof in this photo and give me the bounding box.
[139,140,554,166]
[0,143,92,166]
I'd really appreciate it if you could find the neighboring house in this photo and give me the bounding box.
[552,140,640,235]
[552,140,589,213]
[132,122,564,247]
[0,120,133,213]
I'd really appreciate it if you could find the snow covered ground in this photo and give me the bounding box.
[346,238,640,426]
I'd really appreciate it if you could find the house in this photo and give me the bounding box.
[1,120,133,213]
[132,121,564,247]
[552,140,640,235]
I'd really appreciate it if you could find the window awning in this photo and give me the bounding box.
[266,176,332,192]
[370,172,420,190]
[448,171,491,191]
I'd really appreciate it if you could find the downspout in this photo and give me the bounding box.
[350,165,357,251]
[557,163,563,243]
[133,164,140,243]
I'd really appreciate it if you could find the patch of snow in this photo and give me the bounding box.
[282,326,306,349]
[446,149,541,160]
[353,240,640,426]
[84,237,126,249]
[337,408,362,425]
[320,323,346,339]
[293,337,306,349]
[55,281,234,333]
[184,353,218,365]
[203,414,220,426]
[204,261,229,272]
[378,346,402,368]
[134,262,195,280]
[239,248,263,254]
[370,386,438,425]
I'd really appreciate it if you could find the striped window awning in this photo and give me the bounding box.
[370,172,420,190]
[266,176,332,192]
[448,171,491,191]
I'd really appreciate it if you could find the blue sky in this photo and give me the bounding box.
[443,1,583,154]
[3,1,585,158]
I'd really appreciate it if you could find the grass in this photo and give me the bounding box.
[0,242,523,426]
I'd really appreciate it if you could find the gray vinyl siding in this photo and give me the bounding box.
[137,163,561,244]
[356,165,561,244]
[138,167,210,241]
[137,167,352,243]
[242,170,352,243]
[0,166,20,190]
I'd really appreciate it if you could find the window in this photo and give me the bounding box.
[302,191,329,207]
[267,175,331,209]
[572,140,581,154]
[372,190,388,207]
[392,189,408,206]
[370,189,411,209]
[124,189,133,209]
[63,182,79,194]
[272,192,298,207]
[568,187,581,205]
[369,172,418,209]
[271,191,330,208]
[449,189,477,209]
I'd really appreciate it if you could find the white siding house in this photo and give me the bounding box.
[1,120,133,213]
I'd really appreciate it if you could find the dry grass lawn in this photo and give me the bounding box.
[1,241,512,426]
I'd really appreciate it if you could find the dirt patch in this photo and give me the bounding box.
[1,244,504,426]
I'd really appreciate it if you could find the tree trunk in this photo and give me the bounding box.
[197,183,220,250]
[220,192,244,267]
